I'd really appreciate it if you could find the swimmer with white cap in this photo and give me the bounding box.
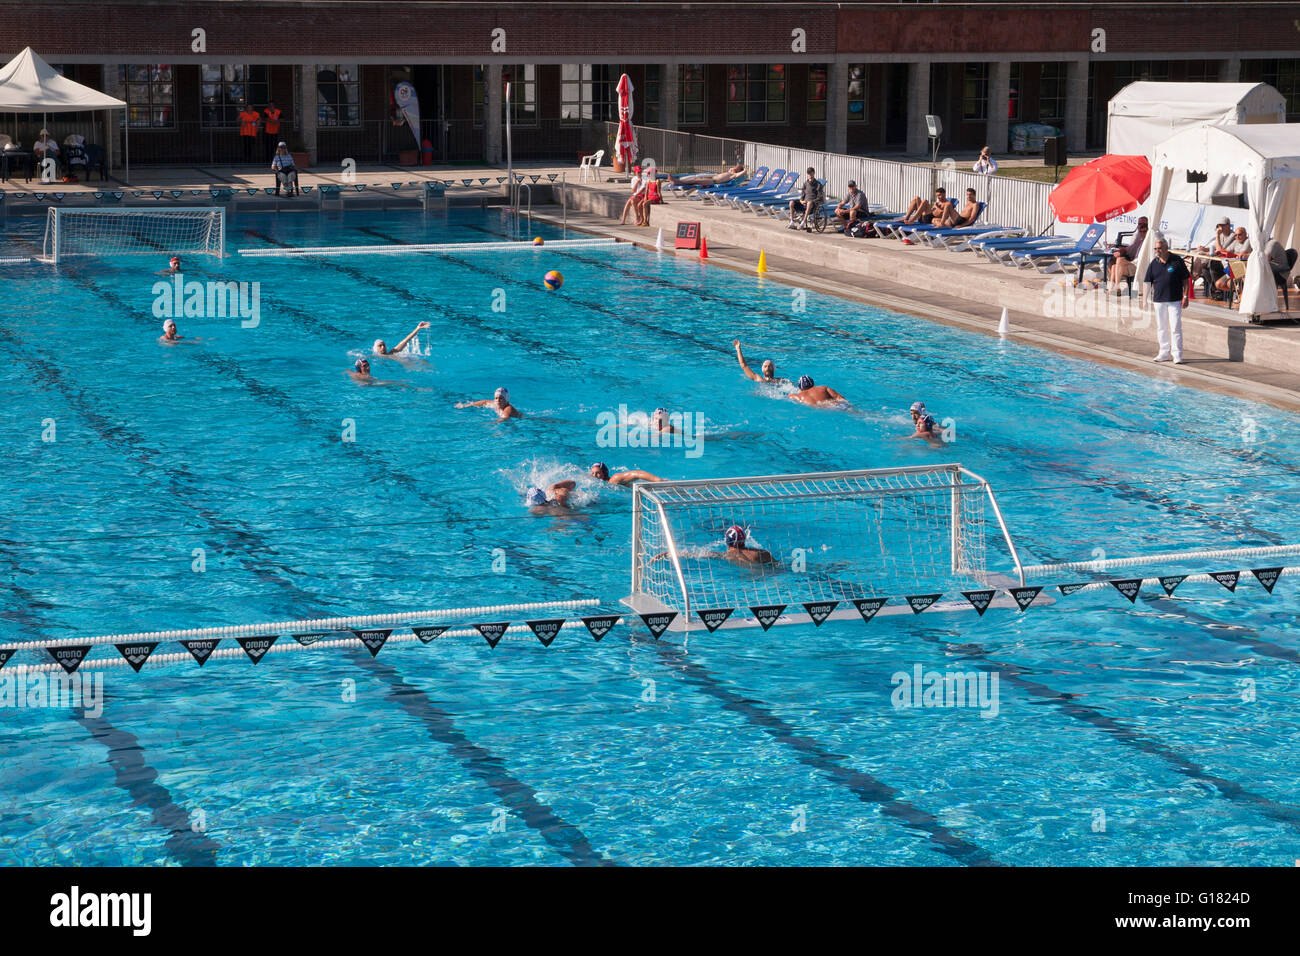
[155,255,182,276]
[651,407,676,433]
[789,375,847,407]
[372,320,430,358]
[902,401,944,446]
[456,386,522,419]
[159,317,183,343]
[526,480,576,514]
[733,339,791,387]
[590,462,662,486]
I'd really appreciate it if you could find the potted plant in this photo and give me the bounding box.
[608,132,624,174]
[288,135,310,170]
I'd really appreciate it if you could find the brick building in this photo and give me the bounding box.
[3,1,1298,167]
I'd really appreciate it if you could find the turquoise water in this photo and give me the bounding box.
[2,208,1299,866]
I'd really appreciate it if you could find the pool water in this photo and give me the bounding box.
[2,207,1299,866]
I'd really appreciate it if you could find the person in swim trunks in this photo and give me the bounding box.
[457,386,521,419]
[789,375,846,407]
[903,401,944,446]
[733,339,791,387]
[526,480,577,514]
[590,462,662,486]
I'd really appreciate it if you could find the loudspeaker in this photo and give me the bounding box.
[1043,136,1067,167]
[1186,170,1208,184]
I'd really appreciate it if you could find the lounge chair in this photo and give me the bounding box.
[665,173,746,196]
[891,202,989,242]
[704,168,784,205]
[926,226,1028,252]
[1006,223,1108,270]
[735,170,799,211]
[971,227,1093,264]
[750,177,826,217]
[691,166,767,201]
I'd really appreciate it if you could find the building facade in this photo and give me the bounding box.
[4,2,1299,166]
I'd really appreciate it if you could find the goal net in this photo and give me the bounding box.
[42,207,225,263]
[622,465,1024,626]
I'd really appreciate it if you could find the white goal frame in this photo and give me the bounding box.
[42,206,226,264]
[622,464,1025,629]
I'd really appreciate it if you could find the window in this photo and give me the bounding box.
[475,65,537,126]
[807,64,828,123]
[1038,63,1066,123]
[316,64,360,128]
[847,63,867,123]
[644,65,662,126]
[962,63,988,121]
[1008,63,1021,121]
[560,65,618,125]
[1183,60,1220,83]
[680,64,706,125]
[201,65,269,128]
[726,64,786,124]
[1114,61,1170,88]
[119,64,174,128]
[1261,59,1300,119]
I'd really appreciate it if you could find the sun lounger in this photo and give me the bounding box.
[691,166,768,201]
[1006,224,1108,270]
[736,170,800,212]
[925,226,1028,252]
[706,168,786,205]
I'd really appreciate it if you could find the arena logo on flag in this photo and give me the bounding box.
[236,635,277,664]
[0,648,15,671]
[526,619,565,647]
[581,615,619,641]
[906,594,941,614]
[353,629,391,657]
[1058,582,1090,596]
[1251,567,1283,594]
[1211,571,1240,592]
[639,612,676,638]
[750,604,787,631]
[961,589,995,616]
[802,601,838,626]
[1158,575,1186,596]
[412,625,449,644]
[115,642,158,673]
[854,597,888,622]
[475,622,510,648]
[48,645,93,674]
[293,632,328,646]
[181,638,220,666]
[1110,578,1143,603]
[1009,586,1042,611]
[696,608,734,632]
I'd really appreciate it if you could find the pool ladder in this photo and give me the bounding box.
[509,179,532,239]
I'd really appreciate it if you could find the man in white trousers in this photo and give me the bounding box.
[1142,233,1190,364]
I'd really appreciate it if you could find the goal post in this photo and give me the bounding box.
[42,207,225,264]
[623,464,1025,628]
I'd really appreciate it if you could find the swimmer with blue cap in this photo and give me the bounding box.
[526,479,577,514]
[903,401,944,446]
[590,462,662,486]
[457,386,521,419]
[789,374,847,408]
[373,320,430,358]
[346,357,414,388]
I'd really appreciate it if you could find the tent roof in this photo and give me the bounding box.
[1108,81,1285,118]
[0,47,125,112]
[1152,124,1300,181]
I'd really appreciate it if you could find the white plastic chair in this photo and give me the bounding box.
[579,148,604,182]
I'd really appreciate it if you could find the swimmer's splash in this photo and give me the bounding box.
[595,404,705,458]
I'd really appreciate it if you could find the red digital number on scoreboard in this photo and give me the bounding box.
[675,221,701,250]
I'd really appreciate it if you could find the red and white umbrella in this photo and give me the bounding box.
[614,73,638,170]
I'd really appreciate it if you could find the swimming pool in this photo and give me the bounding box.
[2,206,1299,866]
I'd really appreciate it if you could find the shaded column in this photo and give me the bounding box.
[1064,57,1088,152]
[987,59,1011,156]
[905,61,931,156]
[825,60,848,154]
[484,64,503,164]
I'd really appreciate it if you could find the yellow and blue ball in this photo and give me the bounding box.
[532,236,544,246]
[544,270,563,290]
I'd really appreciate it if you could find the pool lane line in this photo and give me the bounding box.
[631,634,1000,866]
[914,625,1300,837]
[0,570,223,866]
[352,653,619,867]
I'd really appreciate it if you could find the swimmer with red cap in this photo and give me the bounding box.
[155,255,182,276]
[717,525,774,564]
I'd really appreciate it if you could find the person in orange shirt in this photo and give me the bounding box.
[262,100,282,162]
[236,101,260,163]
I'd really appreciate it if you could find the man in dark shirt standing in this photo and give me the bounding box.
[1143,232,1190,364]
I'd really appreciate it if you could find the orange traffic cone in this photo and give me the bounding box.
[699,236,709,260]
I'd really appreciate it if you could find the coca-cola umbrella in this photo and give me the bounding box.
[1048,153,1152,223]
[614,73,637,172]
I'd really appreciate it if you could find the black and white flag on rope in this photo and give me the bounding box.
[47,645,92,674]
[1211,570,1240,592]
[581,615,620,641]
[1058,582,1090,596]
[961,590,996,616]
[853,597,889,622]
[353,629,391,658]
[474,622,511,649]
[1251,567,1283,594]
[749,605,787,631]
[237,635,277,664]
[412,625,449,644]
[802,601,838,626]
[906,594,941,614]
[1110,578,1143,603]
[696,608,734,633]
[293,632,328,646]
[526,619,566,647]
[116,642,158,673]
[0,648,15,671]
[181,638,220,666]
[639,612,677,639]
[1009,586,1043,611]
[1158,574,1186,596]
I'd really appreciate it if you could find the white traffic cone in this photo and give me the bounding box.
[998,307,1010,336]
[655,228,664,252]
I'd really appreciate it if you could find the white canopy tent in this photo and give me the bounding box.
[1137,124,1300,318]
[1108,82,1286,202]
[0,47,127,180]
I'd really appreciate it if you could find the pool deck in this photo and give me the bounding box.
[8,160,1300,411]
